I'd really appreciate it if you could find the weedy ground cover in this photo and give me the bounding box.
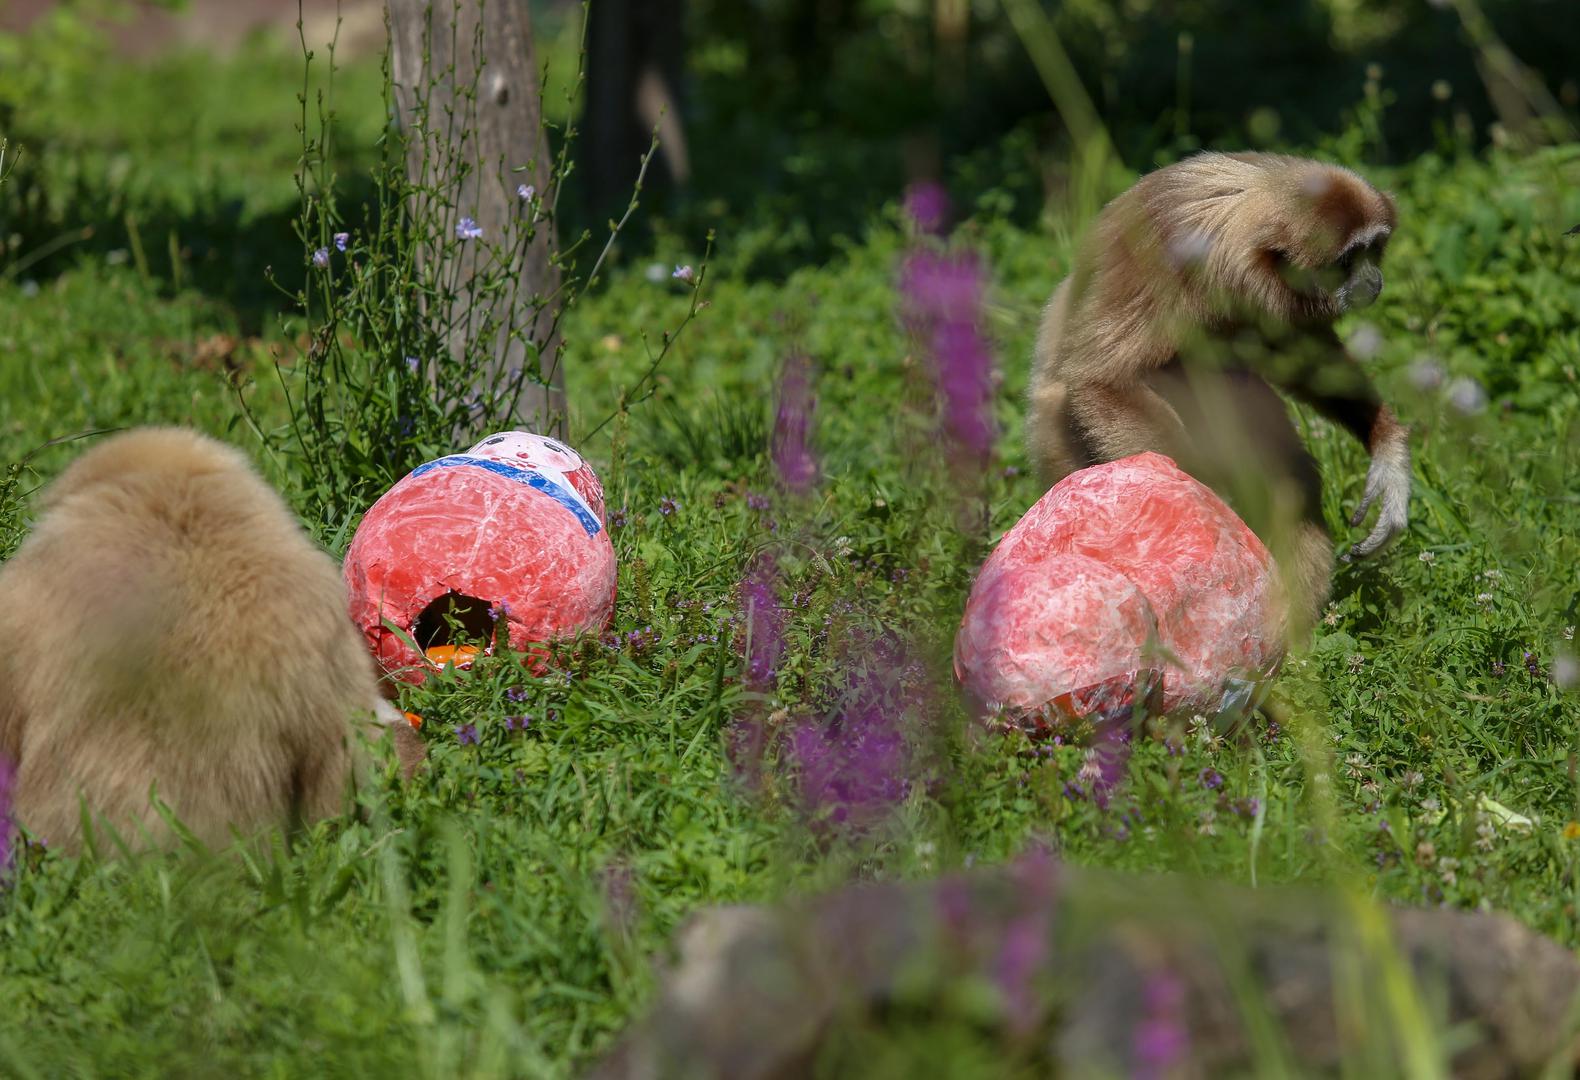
[0,13,1577,1078]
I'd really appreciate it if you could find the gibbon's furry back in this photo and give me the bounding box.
[0,427,401,854]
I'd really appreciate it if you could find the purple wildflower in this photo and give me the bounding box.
[993,912,1046,1036]
[311,247,329,268]
[1088,715,1133,798]
[741,558,784,692]
[902,179,951,235]
[672,264,696,283]
[771,352,820,493]
[1133,969,1190,1078]
[454,723,480,746]
[503,715,531,733]
[786,634,917,831]
[506,686,528,704]
[745,491,771,511]
[1491,658,1507,677]
[626,625,661,657]
[1199,767,1224,791]
[516,183,536,202]
[936,876,976,939]
[404,355,421,373]
[456,216,483,240]
[333,232,349,252]
[790,705,909,829]
[659,497,678,518]
[898,249,997,462]
[610,506,628,529]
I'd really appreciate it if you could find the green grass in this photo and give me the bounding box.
[1,26,1579,1080]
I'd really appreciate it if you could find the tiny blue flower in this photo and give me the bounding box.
[672,264,695,283]
[454,723,480,746]
[516,183,536,202]
[312,247,329,268]
[457,216,483,240]
[333,232,349,252]
[404,355,420,373]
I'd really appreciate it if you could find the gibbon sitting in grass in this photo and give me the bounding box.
[0,427,417,855]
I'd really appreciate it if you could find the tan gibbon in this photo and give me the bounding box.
[0,427,413,854]
[1025,151,1411,637]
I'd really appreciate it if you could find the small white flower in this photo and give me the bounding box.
[1408,356,1446,391]
[1554,653,1579,690]
[1348,322,1383,361]
[1418,550,1436,563]
[1447,376,1487,415]
[1165,229,1213,269]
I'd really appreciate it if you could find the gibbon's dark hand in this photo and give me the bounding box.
[1345,434,1410,560]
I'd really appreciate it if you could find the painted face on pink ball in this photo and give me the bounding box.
[466,430,607,524]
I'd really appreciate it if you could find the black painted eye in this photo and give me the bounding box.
[483,436,505,446]
[544,441,566,454]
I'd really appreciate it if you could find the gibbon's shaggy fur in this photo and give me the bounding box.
[1025,151,1411,636]
[0,427,413,854]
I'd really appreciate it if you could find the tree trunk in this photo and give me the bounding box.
[386,0,565,439]
[583,0,688,225]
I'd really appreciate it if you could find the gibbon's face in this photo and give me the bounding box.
[1275,229,1389,315]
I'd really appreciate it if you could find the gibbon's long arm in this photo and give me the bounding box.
[1259,327,1410,560]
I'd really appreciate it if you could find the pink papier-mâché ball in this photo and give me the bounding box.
[344,430,616,683]
[954,452,1286,727]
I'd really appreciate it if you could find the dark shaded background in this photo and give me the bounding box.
[3,0,1577,299]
